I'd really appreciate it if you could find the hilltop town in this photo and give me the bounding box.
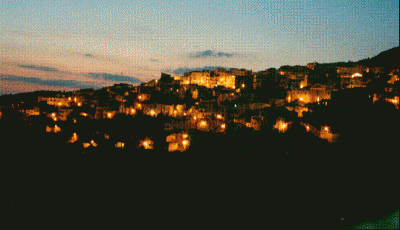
[2,47,399,228]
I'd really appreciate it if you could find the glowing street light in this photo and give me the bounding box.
[107,113,112,118]
[51,113,56,117]
[77,102,82,106]
[221,124,226,129]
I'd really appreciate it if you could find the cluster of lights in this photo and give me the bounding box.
[141,139,153,150]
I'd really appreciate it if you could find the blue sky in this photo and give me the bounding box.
[1,0,399,94]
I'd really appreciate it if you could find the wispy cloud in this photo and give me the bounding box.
[189,50,236,58]
[0,74,96,89]
[86,73,142,84]
[18,64,60,72]
[75,52,115,61]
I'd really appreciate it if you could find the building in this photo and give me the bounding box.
[181,70,236,89]
[287,84,332,104]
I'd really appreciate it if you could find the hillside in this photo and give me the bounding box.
[357,46,399,68]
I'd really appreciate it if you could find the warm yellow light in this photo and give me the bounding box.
[138,95,142,99]
[51,113,56,117]
[217,114,222,119]
[68,97,71,101]
[78,102,82,106]
[300,98,303,101]
[300,85,303,89]
[53,117,57,121]
[242,84,245,88]
[306,126,310,130]
[221,124,226,129]
[183,134,188,139]
[58,102,62,106]
[317,97,320,102]
[137,103,141,108]
[324,126,329,131]
[155,79,158,83]
[107,113,112,118]
[182,140,188,145]
[193,116,197,120]
[183,112,187,116]
[74,97,77,102]
[131,109,136,114]
[232,86,235,89]
[91,140,94,144]
[150,110,155,116]
[282,123,286,128]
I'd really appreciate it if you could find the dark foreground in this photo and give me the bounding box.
[2,125,398,229]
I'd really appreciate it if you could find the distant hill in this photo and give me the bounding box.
[357,46,399,68]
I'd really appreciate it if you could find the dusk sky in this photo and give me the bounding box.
[1,0,399,95]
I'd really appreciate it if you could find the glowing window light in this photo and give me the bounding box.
[107,113,112,118]
[300,85,303,89]
[138,95,142,99]
[221,124,226,129]
[216,114,223,119]
[242,84,245,88]
[150,110,156,116]
[53,117,57,121]
[324,126,329,131]
[193,116,197,120]
[74,97,77,102]
[142,139,153,149]
[77,102,82,106]
[182,140,188,145]
[183,134,188,139]
[131,109,136,114]
[68,97,72,101]
[306,125,310,130]
[51,113,56,117]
